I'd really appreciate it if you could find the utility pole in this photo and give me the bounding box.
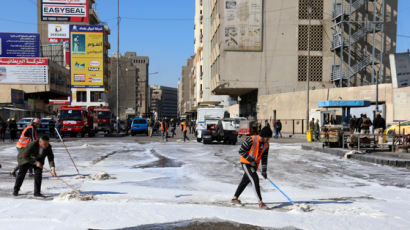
[306,0,312,133]
[116,0,120,133]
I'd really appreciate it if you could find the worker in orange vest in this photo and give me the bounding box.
[10,118,41,177]
[180,120,189,142]
[232,126,272,209]
[160,119,168,142]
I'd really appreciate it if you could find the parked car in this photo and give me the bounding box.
[238,120,258,136]
[384,120,410,136]
[202,118,238,145]
[16,117,35,131]
[38,118,56,133]
[113,119,127,132]
[130,118,148,136]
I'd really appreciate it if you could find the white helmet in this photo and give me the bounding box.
[33,118,41,125]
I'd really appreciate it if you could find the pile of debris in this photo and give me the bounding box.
[89,172,116,180]
[55,191,94,201]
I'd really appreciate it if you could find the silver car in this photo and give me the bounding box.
[16,117,35,131]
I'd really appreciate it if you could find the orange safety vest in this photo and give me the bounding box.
[161,122,167,131]
[240,135,269,168]
[181,122,187,132]
[16,125,38,148]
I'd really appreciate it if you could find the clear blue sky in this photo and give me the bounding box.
[0,0,409,87]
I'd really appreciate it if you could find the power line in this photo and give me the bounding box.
[398,34,410,39]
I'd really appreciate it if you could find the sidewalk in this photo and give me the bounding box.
[302,142,410,169]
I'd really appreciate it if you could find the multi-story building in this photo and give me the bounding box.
[37,0,111,107]
[209,0,397,118]
[108,52,149,119]
[178,56,195,118]
[150,86,178,119]
[194,0,232,108]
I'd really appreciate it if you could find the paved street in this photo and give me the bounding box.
[0,135,409,229]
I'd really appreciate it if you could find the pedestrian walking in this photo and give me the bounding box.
[161,119,168,142]
[13,136,57,197]
[314,119,320,141]
[358,114,372,134]
[170,119,176,138]
[276,120,282,138]
[48,119,55,138]
[8,118,18,142]
[56,120,63,139]
[148,119,154,137]
[10,118,41,177]
[232,126,272,209]
[181,120,189,142]
[350,116,358,133]
[373,113,386,134]
[0,117,6,142]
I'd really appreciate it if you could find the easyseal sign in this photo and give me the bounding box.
[41,0,89,22]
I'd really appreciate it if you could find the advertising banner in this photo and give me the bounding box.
[223,0,263,51]
[41,0,89,22]
[0,33,40,57]
[0,58,48,84]
[70,25,104,88]
[48,24,71,66]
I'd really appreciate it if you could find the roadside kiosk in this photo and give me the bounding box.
[317,100,371,147]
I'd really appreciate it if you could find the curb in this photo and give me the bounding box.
[301,145,410,169]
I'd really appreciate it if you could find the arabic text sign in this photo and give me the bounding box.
[0,58,48,84]
[70,25,104,88]
[224,0,263,51]
[0,33,40,57]
[41,0,89,22]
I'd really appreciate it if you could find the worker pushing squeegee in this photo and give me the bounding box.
[231,126,294,209]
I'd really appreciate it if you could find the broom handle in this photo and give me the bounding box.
[55,128,80,175]
[43,167,79,194]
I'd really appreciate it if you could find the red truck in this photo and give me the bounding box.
[58,106,97,137]
[89,106,113,134]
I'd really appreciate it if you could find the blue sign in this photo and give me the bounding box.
[0,33,40,58]
[70,25,104,33]
[318,100,371,108]
[11,89,24,104]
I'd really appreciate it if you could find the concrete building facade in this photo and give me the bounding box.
[209,0,397,118]
[108,53,149,119]
[194,0,232,107]
[178,56,195,118]
[150,86,178,119]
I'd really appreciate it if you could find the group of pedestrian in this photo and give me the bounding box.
[349,113,385,134]
[147,118,194,142]
[0,117,18,142]
[309,118,321,141]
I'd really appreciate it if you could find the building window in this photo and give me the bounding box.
[76,91,87,102]
[90,91,103,102]
[298,25,323,51]
[298,55,323,82]
[298,0,323,20]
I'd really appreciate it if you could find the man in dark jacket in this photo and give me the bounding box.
[8,118,18,141]
[373,113,386,134]
[13,136,57,197]
[232,126,272,209]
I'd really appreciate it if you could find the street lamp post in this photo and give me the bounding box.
[306,1,312,133]
[116,0,120,133]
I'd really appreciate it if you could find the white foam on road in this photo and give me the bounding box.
[0,139,409,230]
